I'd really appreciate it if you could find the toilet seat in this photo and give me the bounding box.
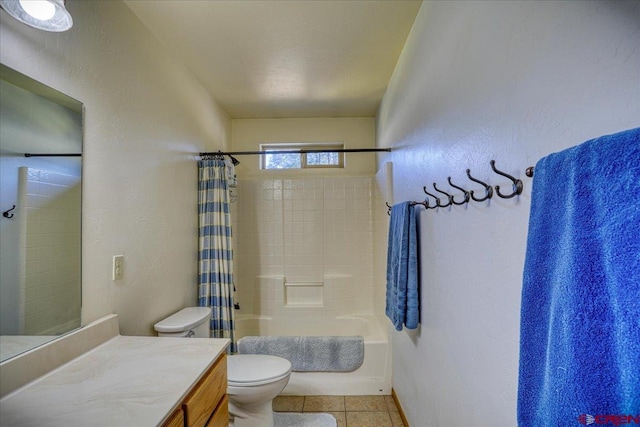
[228,354,292,387]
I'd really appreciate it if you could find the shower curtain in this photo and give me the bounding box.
[198,157,236,352]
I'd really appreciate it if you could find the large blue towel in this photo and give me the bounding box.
[518,128,640,426]
[386,202,419,331]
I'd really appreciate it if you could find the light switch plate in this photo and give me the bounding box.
[112,255,124,280]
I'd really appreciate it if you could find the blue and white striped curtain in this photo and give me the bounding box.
[198,157,236,352]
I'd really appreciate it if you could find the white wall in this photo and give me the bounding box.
[376,1,640,425]
[0,0,232,336]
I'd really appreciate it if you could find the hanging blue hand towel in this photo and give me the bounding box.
[518,127,640,426]
[386,202,419,331]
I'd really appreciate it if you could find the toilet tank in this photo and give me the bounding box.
[154,307,211,338]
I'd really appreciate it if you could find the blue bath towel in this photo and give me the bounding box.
[385,202,419,331]
[518,128,640,426]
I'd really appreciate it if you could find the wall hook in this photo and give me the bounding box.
[490,160,523,199]
[385,202,392,216]
[423,186,441,209]
[447,177,470,205]
[432,183,453,208]
[466,169,493,202]
[410,200,430,210]
[3,205,16,219]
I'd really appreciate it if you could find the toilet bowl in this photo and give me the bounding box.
[154,307,292,427]
[227,354,292,427]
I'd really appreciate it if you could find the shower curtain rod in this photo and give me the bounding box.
[199,148,391,156]
[24,153,82,157]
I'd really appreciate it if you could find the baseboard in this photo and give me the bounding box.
[392,388,410,427]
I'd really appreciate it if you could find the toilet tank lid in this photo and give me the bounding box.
[154,307,211,333]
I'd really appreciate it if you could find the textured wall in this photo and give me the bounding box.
[376,1,640,425]
[0,0,231,336]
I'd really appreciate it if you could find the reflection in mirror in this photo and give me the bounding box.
[0,64,83,362]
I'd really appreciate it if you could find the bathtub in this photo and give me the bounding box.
[234,314,391,396]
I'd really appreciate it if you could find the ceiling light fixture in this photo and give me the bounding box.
[0,0,72,32]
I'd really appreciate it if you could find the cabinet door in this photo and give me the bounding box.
[161,408,184,427]
[183,354,227,427]
[205,395,229,427]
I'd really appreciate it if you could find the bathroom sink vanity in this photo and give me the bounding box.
[0,314,229,427]
[165,351,229,427]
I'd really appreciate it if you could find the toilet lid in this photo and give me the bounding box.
[228,354,292,386]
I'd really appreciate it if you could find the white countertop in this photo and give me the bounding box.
[0,335,57,361]
[0,335,229,427]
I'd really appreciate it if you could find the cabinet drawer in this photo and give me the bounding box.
[161,408,184,427]
[183,354,227,427]
[205,395,228,427]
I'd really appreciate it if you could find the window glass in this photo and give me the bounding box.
[261,143,344,169]
[264,152,301,169]
[306,152,339,166]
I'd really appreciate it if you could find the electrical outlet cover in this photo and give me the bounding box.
[112,255,124,280]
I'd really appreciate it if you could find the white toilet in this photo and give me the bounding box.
[227,354,292,427]
[154,307,292,427]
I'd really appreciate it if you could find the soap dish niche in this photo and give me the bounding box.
[284,280,324,307]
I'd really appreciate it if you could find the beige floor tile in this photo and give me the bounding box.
[345,395,388,411]
[389,410,406,427]
[303,395,346,412]
[346,411,393,427]
[273,395,305,412]
[384,395,399,411]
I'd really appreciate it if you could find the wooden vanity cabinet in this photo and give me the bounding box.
[204,395,229,427]
[163,408,184,427]
[162,353,227,427]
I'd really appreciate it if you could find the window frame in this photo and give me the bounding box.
[260,143,345,170]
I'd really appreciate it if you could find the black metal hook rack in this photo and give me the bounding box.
[387,160,533,215]
[2,205,16,219]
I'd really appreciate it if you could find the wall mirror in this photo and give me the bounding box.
[0,63,83,362]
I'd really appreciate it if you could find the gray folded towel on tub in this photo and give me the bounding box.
[238,336,364,372]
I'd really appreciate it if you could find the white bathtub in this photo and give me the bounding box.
[234,314,391,396]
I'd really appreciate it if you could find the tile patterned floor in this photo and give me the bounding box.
[273,395,406,427]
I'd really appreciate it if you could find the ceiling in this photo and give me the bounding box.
[124,0,422,119]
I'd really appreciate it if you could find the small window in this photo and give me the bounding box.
[260,143,344,170]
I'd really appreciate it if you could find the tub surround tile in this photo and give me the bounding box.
[236,176,378,322]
